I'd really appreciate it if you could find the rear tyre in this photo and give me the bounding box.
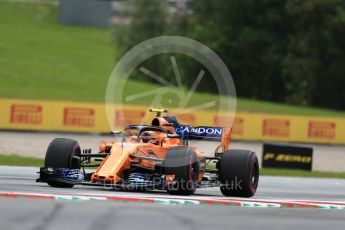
[163,146,199,195]
[44,138,81,188]
[219,149,259,197]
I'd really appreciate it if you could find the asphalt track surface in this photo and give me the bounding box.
[0,166,345,230]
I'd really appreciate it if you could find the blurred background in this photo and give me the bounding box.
[0,0,344,111]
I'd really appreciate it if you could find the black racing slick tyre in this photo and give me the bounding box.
[44,138,81,188]
[219,149,259,197]
[163,146,199,196]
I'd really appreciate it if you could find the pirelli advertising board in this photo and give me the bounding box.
[262,143,313,171]
[0,98,345,145]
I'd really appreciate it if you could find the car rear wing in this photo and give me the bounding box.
[175,126,232,153]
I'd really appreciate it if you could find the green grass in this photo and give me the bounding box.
[0,1,114,102]
[0,1,344,116]
[260,168,345,179]
[0,154,43,167]
[1,154,345,178]
[236,98,345,117]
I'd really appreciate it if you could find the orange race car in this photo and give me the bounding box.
[37,108,259,197]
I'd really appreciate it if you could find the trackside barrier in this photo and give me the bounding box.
[262,143,313,171]
[0,98,344,144]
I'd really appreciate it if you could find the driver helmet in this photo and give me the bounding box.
[140,131,159,145]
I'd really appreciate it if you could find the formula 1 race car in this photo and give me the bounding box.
[37,109,259,197]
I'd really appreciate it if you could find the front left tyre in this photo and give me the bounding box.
[44,138,81,188]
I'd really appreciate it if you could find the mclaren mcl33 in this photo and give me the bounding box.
[37,109,259,197]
